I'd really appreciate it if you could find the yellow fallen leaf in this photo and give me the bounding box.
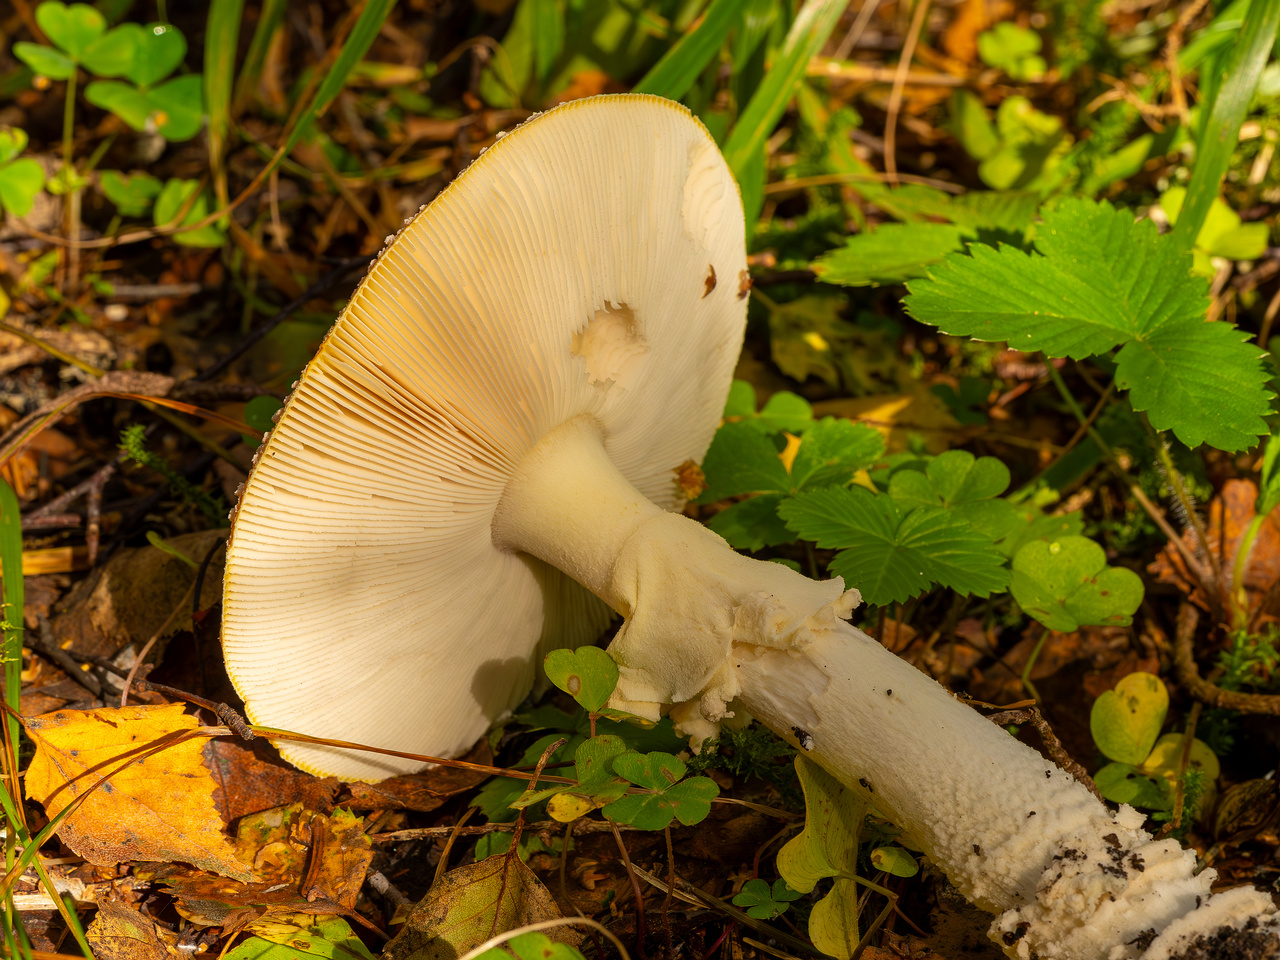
[25,703,254,881]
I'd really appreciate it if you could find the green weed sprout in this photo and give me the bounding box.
[119,424,226,525]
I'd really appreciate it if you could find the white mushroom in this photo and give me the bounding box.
[222,95,1280,959]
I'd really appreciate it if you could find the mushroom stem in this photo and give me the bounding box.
[492,414,1280,959]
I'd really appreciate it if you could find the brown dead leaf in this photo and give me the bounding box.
[385,853,578,960]
[51,529,225,659]
[86,895,177,960]
[206,738,340,823]
[1150,479,1280,615]
[942,0,1013,63]
[345,740,493,813]
[24,703,254,881]
[166,802,371,926]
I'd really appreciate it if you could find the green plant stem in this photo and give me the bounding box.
[61,73,76,171]
[0,480,22,768]
[1170,0,1280,252]
[1044,358,1217,604]
[1233,513,1266,619]
[1143,415,1226,608]
[1020,624,1048,705]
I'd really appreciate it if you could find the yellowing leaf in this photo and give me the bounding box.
[384,852,577,960]
[808,877,861,960]
[25,704,253,881]
[87,895,177,960]
[777,757,867,892]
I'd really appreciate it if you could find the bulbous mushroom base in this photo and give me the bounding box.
[493,414,1280,959]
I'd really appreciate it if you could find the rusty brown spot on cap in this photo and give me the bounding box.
[703,265,717,298]
[675,460,706,501]
[737,270,753,299]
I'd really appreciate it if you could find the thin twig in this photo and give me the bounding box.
[610,820,648,960]
[985,706,1105,802]
[882,0,933,185]
[1174,602,1280,714]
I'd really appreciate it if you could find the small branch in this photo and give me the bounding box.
[610,820,648,960]
[1174,602,1280,714]
[986,706,1105,803]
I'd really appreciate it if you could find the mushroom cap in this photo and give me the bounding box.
[221,94,748,781]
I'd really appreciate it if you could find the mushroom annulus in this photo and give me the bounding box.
[221,95,1280,959]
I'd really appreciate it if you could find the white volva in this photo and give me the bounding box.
[224,95,1280,959]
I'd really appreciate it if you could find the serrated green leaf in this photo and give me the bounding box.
[1114,319,1270,451]
[36,1,105,60]
[698,422,791,502]
[904,198,1271,451]
[887,450,1018,539]
[1090,672,1168,765]
[707,494,793,551]
[813,222,971,287]
[781,488,1011,604]
[543,646,618,713]
[1011,536,1143,631]
[790,418,884,490]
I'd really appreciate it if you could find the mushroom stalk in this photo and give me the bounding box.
[493,414,1280,960]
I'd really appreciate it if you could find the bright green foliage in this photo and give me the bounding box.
[477,932,586,960]
[977,22,1046,81]
[13,2,132,80]
[544,647,618,714]
[515,735,629,822]
[732,878,803,920]
[905,198,1272,451]
[723,380,814,434]
[1095,731,1219,816]
[472,733,576,824]
[0,129,45,218]
[1090,672,1169,765]
[633,0,741,100]
[1258,431,1280,517]
[887,450,1019,540]
[999,504,1084,559]
[153,179,225,247]
[777,758,867,958]
[1161,186,1270,276]
[1010,536,1143,631]
[949,93,1071,191]
[869,846,918,877]
[223,917,376,960]
[699,417,884,551]
[98,170,162,217]
[84,23,204,141]
[1093,762,1171,809]
[813,223,971,287]
[603,751,719,829]
[780,485,1011,605]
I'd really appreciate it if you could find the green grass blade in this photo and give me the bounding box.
[232,0,287,113]
[720,0,846,221]
[0,480,22,768]
[205,0,245,211]
[1169,0,1280,253]
[281,0,398,159]
[633,0,743,100]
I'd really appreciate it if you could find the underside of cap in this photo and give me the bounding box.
[222,94,748,781]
